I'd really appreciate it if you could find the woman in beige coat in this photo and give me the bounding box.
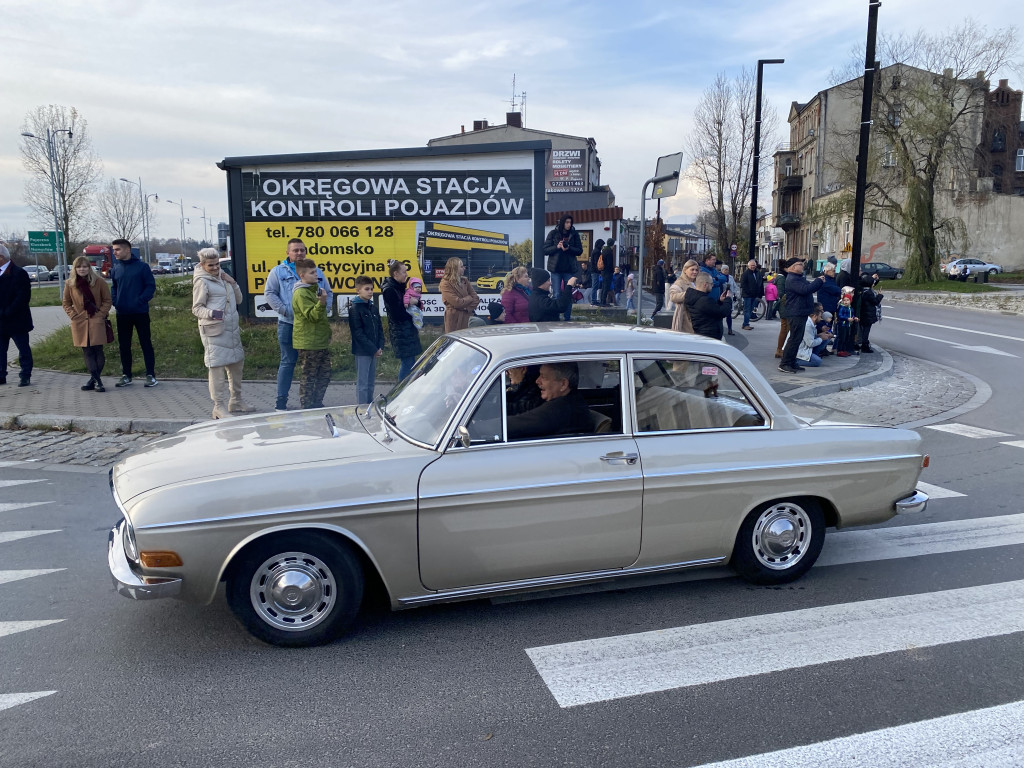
[439,257,479,332]
[192,248,253,419]
[669,259,700,333]
[62,256,113,391]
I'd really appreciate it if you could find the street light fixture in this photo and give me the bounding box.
[165,199,188,267]
[192,205,209,244]
[21,128,72,295]
[119,177,156,264]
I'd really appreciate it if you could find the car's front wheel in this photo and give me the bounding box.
[226,532,364,647]
[989,269,998,275]
[731,499,825,585]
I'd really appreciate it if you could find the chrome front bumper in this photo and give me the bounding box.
[108,519,182,600]
[894,490,929,515]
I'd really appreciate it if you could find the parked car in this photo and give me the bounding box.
[22,265,52,281]
[49,265,71,281]
[108,325,929,646]
[149,264,169,275]
[859,262,903,280]
[944,258,1002,278]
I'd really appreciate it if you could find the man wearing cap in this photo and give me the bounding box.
[528,268,578,322]
[652,259,667,316]
[780,257,824,374]
[0,244,34,386]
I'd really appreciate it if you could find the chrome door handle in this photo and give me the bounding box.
[601,452,638,466]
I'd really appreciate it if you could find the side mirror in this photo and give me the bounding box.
[456,426,471,449]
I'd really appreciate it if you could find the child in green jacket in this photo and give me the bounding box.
[291,258,331,409]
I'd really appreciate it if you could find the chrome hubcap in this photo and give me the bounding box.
[250,551,336,631]
[752,503,811,570]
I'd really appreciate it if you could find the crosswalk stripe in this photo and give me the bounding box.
[925,423,1012,438]
[0,502,52,514]
[0,479,46,488]
[0,620,63,639]
[526,579,1024,707]
[818,513,1024,567]
[0,462,25,468]
[691,699,1024,768]
[0,569,65,586]
[913,480,966,499]
[1000,440,1024,449]
[0,691,57,713]
[0,530,60,545]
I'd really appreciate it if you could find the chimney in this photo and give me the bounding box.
[461,125,465,134]
[506,111,522,128]
[999,79,1009,89]
[472,119,489,131]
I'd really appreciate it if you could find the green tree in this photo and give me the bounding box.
[509,238,533,269]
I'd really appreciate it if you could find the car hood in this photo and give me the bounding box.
[113,406,391,504]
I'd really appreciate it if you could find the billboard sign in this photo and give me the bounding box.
[548,148,586,192]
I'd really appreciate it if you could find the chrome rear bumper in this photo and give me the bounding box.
[894,490,929,515]
[108,519,182,600]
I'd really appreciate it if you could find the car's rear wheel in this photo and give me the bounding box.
[226,532,364,647]
[496,280,504,291]
[731,499,825,584]
[894,271,903,279]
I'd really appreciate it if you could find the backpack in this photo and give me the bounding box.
[597,253,604,271]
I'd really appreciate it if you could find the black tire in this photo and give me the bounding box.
[989,269,998,275]
[496,280,504,292]
[731,498,825,585]
[226,532,364,647]
[894,272,903,279]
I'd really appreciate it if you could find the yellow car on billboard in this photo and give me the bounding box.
[476,275,505,291]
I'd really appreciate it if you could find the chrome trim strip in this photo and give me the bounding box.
[136,497,415,531]
[398,557,726,606]
[418,473,640,501]
[894,490,929,515]
[640,453,921,482]
[107,520,182,600]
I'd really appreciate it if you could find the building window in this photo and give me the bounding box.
[881,145,895,167]
[992,128,1006,152]
[1016,149,1024,172]
[887,104,902,127]
[993,163,1004,177]
[891,75,901,89]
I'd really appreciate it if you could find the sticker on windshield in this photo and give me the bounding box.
[701,366,719,376]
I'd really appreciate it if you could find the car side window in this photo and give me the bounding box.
[464,377,504,445]
[633,358,766,432]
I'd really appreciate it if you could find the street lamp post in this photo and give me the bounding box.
[748,58,784,269]
[165,199,188,268]
[192,205,209,244]
[20,127,72,295]
[119,177,155,264]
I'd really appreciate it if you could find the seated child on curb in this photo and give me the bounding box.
[291,258,332,409]
[404,277,424,329]
[347,275,385,405]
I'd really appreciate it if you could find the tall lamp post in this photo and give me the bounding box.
[119,177,156,264]
[20,127,72,296]
[192,205,209,244]
[165,199,189,268]
[747,58,785,268]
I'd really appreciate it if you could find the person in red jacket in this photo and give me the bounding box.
[500,266,531,324]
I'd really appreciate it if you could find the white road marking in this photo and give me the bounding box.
[0,502,52,514]
[0,569,65,586]
[0,479,46,488]
[0,692,57,713]
[905,332,1018,357]
[1000,440,1024,449]
[925,423,1012,438]
[691,699,1024,768]
[886,315,1024,344]
[0,462,25,468]
[913,480,966,499]
[0,620,63,639]
[818,513,1024,567]
[526,579,1024,707]
[0,530,60,545]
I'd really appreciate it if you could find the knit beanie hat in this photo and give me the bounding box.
[531,268,550,287]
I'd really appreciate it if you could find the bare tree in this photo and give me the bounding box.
[95,178,144,242]
[0,230,30,265]
[685,69,778,267]
[814,20,1020,281]
[19,105,102,250]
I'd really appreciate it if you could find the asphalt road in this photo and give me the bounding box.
[1,300,1023,767]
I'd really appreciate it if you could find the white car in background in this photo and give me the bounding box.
[944,258,1002,277]
[22,265,51,281]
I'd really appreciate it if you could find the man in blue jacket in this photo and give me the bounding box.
[110,239,158,387]
[264,238,332,411]
[699,253,728,301]
[780,257,824,374]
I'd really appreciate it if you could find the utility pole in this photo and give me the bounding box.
[748,58,784,268]
[851,1,882,308]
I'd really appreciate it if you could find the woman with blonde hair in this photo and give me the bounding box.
[500,265,530,324]
[62,255,113,391]
[439,256,479,332]
[192,248,252,418]
[669,259,700,333]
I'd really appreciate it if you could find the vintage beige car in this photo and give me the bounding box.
[108,324,928,646]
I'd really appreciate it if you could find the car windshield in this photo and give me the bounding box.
[381,337,487,446]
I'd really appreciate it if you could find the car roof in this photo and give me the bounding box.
[450,323,737,360]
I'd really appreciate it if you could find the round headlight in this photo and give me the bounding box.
[122,520,139,563]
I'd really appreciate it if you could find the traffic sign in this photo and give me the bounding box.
[652,153,683,199]
[28,230,65,254]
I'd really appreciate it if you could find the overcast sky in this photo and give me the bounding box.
[2,0,1020,241]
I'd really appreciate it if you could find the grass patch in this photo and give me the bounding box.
[29,285,63,307]
[989,272,1024,284]
[890,279,1002,293]
[31,279,446,380]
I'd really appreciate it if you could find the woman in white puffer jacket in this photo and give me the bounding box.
[192,248,253,418]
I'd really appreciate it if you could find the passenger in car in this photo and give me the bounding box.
[506,366,544,415]
[507,362,592,439]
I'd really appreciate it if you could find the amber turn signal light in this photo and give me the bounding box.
[922,455,930,468]
[139,551,183,568]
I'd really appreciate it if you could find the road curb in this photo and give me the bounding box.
[895,358,992,429]
[781,346,895,400]
[0,412,198,435]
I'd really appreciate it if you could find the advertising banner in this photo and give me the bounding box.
[548,148,586,192]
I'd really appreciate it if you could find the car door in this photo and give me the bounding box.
[629,355,775,566]
[417,356,643,591]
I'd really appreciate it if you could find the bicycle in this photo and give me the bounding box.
[732,296,766,322]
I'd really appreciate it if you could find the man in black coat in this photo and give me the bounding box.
[508,362,592,440]
[780,257,824,373]
[600,238,616,305]
[542,215,583,320]
[740,259,763,330]
[0,245,34,386]
[528,269,577,322]
[683,272,732,340]
[652,259,667,315]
